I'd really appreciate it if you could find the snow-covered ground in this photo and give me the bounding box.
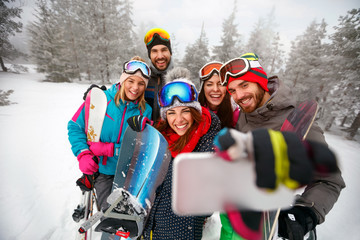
[0,66,358,240]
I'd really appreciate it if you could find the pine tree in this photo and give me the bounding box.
[0,0,24,71]
[28,0,137,83]
[212,1,243,62]
[182,23,210,88]
[324,9,360,138]
[267,32,285,76]
[245,8,285,75]
[28,0,70,82]
[284,19,328,102]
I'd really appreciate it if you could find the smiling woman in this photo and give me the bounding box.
[141,67,221,239]
[67,56,153,211]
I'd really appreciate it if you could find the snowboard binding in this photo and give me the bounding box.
[94,188,146,238]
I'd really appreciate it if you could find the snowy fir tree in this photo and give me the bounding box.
[284,19,328,103]
[245,8,285,75]
[27,0,138,83]
[323,8,360,139]
[267,32,285,76]
[212,1,243,62]
[0,0,25,72]
[182,23,210,88]
[28,0,70,82]
[133,22,150,63]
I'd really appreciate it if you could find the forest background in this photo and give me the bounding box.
[1,0,359,139]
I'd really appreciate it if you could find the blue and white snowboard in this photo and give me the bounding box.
[96,124,171,239]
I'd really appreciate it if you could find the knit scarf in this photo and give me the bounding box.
[163,107,212,158]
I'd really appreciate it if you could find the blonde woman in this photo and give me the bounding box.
[68,56,152,209]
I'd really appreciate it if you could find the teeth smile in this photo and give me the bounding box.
[241,98,251,104]
[176,124,187,129]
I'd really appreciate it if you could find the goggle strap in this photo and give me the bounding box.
[200,69,219,81]
[146,34,170,46]
[124,69,150,79]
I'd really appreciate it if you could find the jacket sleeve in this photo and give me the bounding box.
[295,122,346,224]
[67,102,89,157]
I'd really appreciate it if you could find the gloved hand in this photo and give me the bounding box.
[76,173,99,191]
[77,150,99,175]
[213,128,253,161]
[83,84,107,100]
[214,128,317,190]
[127,115,152,132]
[87,141,114,157]
[278,206,318,240]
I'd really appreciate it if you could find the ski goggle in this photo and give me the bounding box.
[219,58,251,86]
[123,60,151,79]
[199,61,223,81]
[158,81,198,107]
[144,28,170,46]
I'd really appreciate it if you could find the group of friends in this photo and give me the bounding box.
[68,28,345,240]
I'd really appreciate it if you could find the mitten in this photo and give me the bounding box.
[127,115,152,132]
[77,150,99,175]
[278,206,318,240]
[87,141,114,157]
[83,84,107,100]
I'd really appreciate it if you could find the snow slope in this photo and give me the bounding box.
[0,67,358,240]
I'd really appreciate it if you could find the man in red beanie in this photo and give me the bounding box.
[224,53,270,114]
[217,53,345,240]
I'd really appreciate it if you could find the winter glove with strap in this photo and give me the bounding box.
[83,84,107,101]
[278,206,318,240]
[127,115,152,132]
[214,128,337,191]
[214,128,337,239]
[87,141,114,157]
[77,150,99,175]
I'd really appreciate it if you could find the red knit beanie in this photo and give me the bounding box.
[227,53,269,92]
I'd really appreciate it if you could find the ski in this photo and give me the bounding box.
[73,87,107,240]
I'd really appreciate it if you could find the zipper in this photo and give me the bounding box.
[117,102,128,144]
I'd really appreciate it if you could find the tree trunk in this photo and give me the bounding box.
[0,57,8,72]
[347,112,360,139]
[340,116,347,127]
[325,116,335,131]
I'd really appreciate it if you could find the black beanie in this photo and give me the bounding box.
[146,33,172,58]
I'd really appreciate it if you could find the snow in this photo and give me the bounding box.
[0,66,358,240]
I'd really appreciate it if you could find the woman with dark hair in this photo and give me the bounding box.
[142,67,221,240]
[198,61,240,129]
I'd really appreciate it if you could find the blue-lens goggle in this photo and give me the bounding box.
[158,81,198,107]
[123,60,151,79]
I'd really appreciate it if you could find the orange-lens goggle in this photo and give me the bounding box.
[199,61,223,81]
[144,28,170,46]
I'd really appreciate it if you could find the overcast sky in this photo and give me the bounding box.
[10,0,360,58]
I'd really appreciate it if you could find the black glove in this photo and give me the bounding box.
[76,172,99,191]
[127,115,151,132]
[278,206,318,240]
[83,84,107,100]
